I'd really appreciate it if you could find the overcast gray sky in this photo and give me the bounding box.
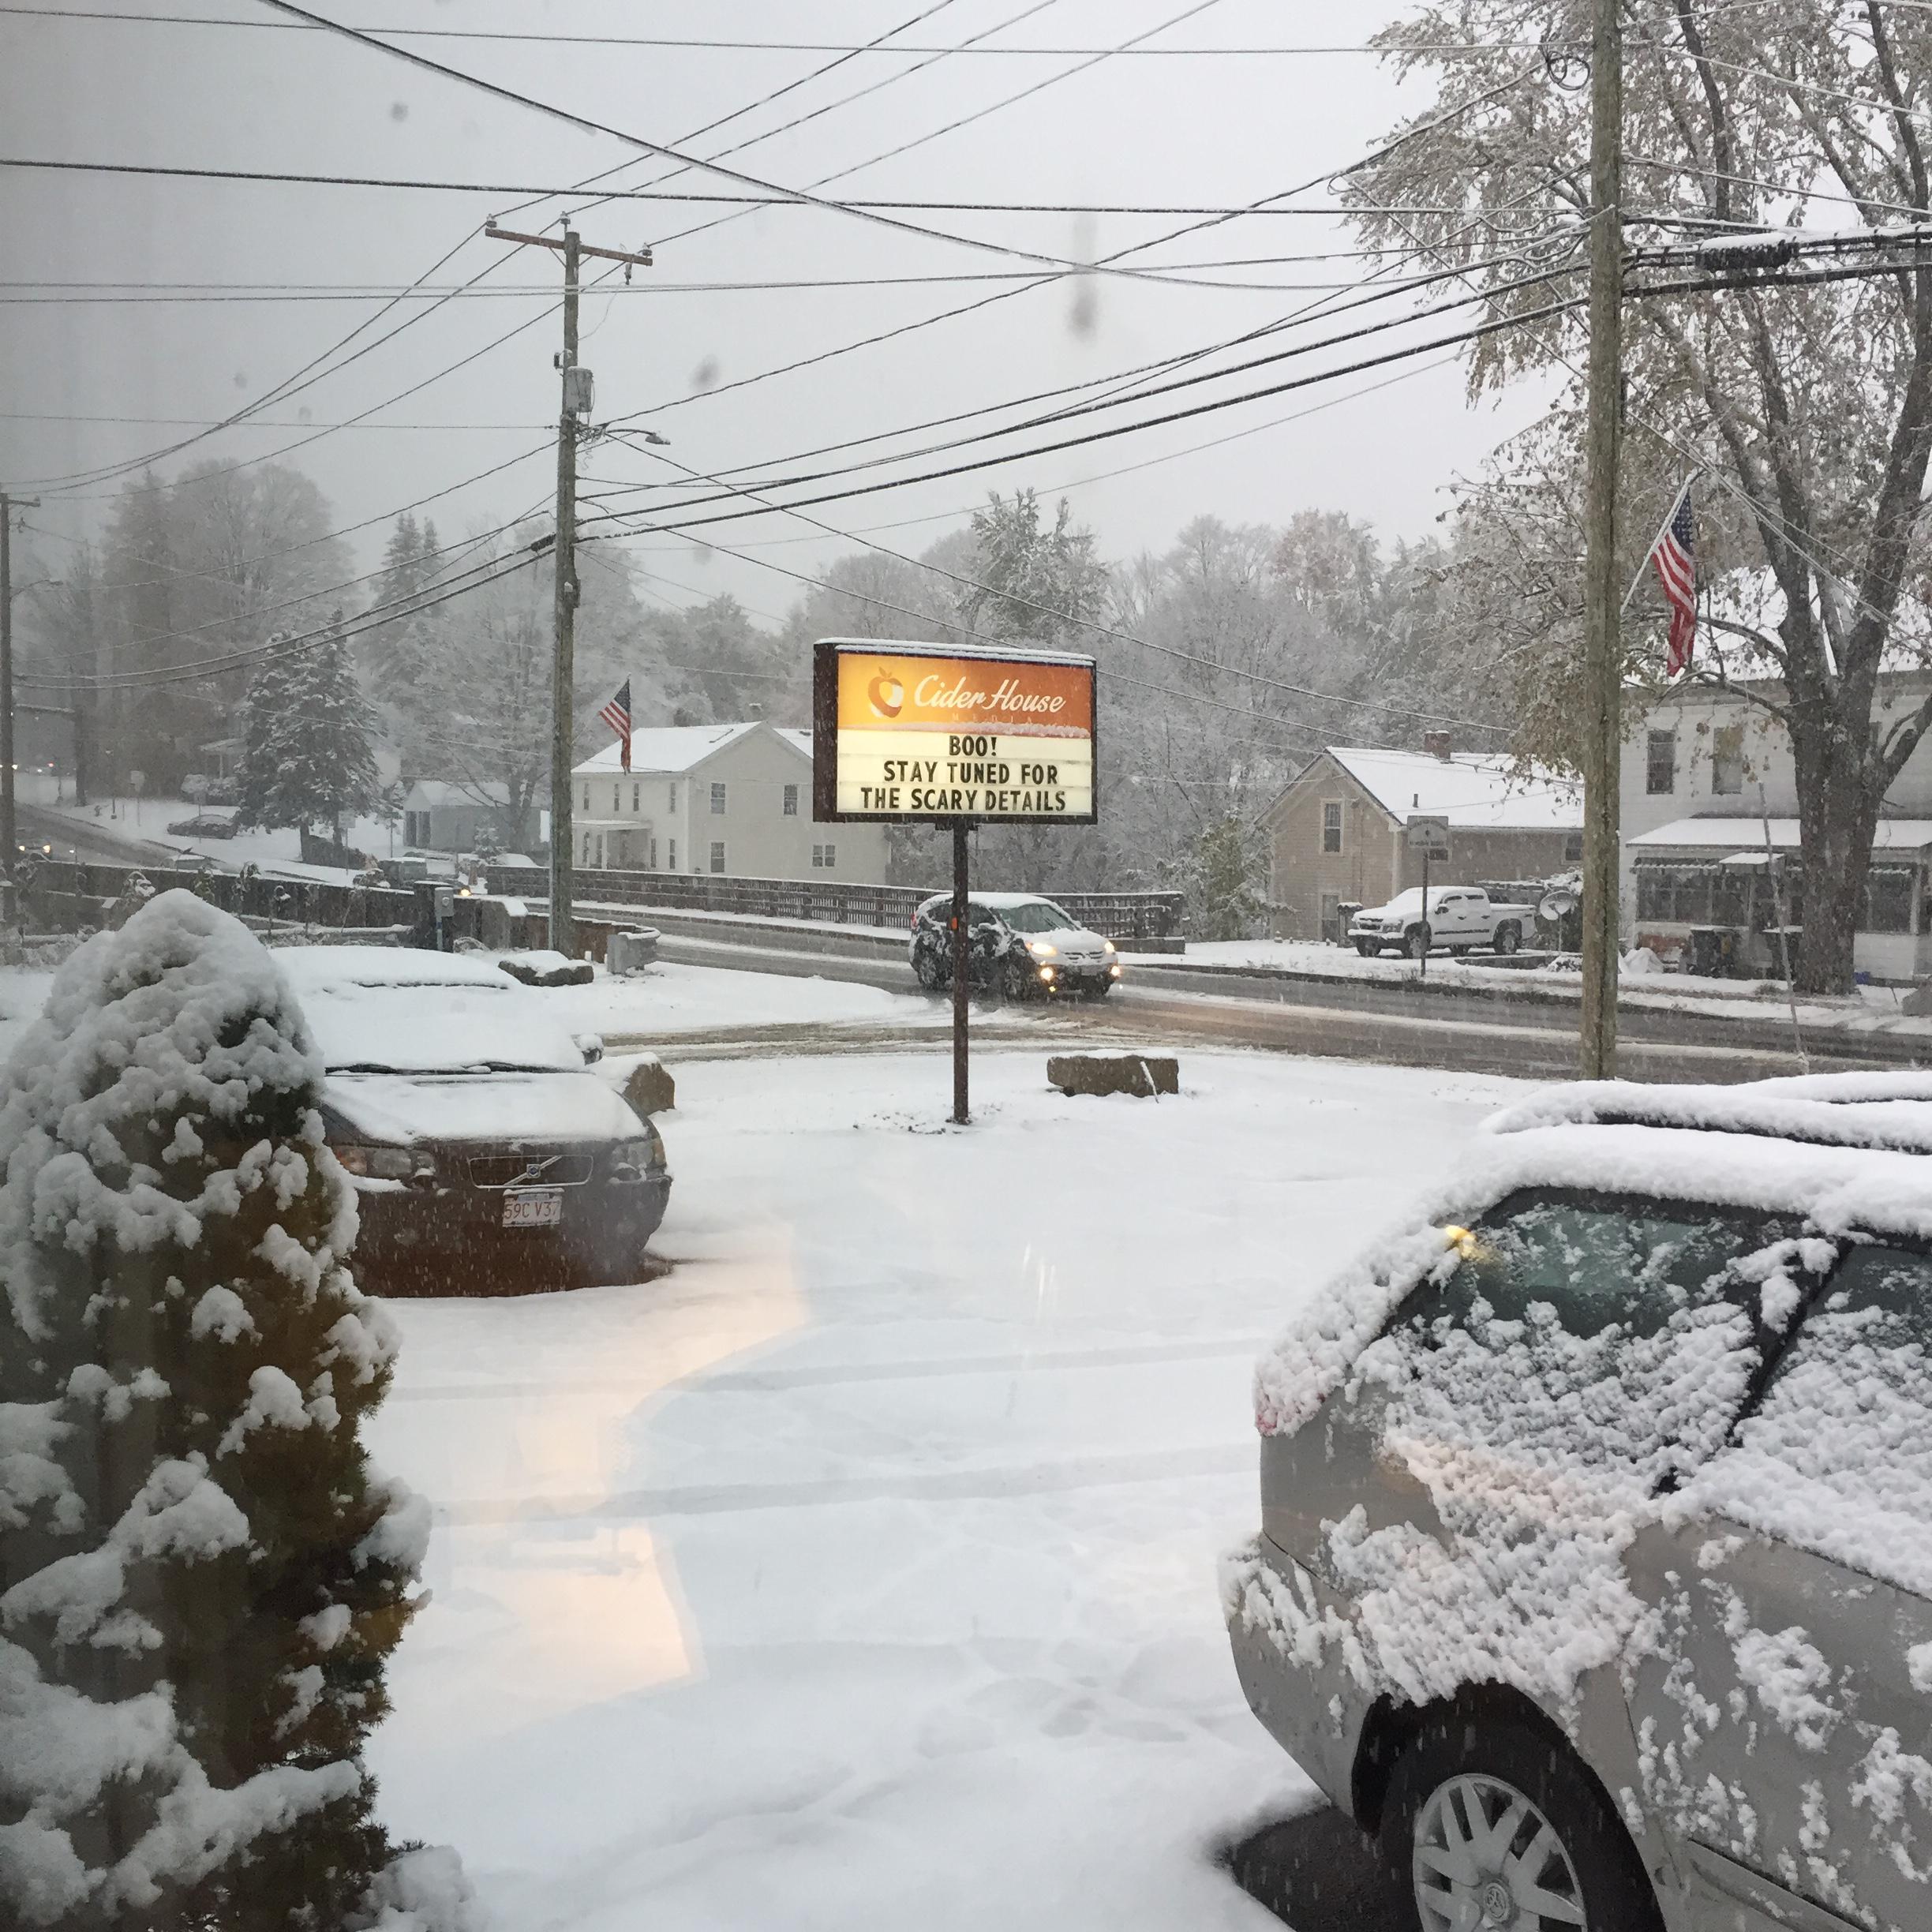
[1,0,1552,620]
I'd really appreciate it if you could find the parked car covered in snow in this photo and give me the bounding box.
[278,946,670,1294]
[1224,1073,1932,1932]
[1347,884,1533,959]
[165,807,241,839]
[908,891,1123,998]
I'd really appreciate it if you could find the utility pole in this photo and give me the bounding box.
[1578,0,1623,1080]
[0,492,42,880]
[485,223,651,958]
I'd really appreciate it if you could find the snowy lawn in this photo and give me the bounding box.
[363,1047,1525,1930]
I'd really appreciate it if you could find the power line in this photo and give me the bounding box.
[0,156,1467,218]
[250,4,1338,293]
[582,259,1586,520]
[0,8,1553,56]
[594,439,1503,736]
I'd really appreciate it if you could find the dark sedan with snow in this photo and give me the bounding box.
[280,948,670,1294]
[908,892,1123,998]
[1226,1074,1932,1932]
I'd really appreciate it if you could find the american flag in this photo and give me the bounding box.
[1651,485,1697,676]
[598,679,632,772]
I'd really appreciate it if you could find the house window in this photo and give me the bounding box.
[581,832,591,863]
[613,784,621,813]
[1321,801,1342,854]
[1564,832,1584,864]
[1646,729,1676,795]
[582,784,590,811]
[710,782,727,815]
[632,783,640,812]
[812,843,838,870]
[668,782,677,813]
[1712,723,1745,795]
[667,839,676,871]
[649,837,658,870]
[1320,893,1342,943]
[710,841,725,874]
[824,842,836,870]
[1867,867,1915,934]
[783,783,799,818]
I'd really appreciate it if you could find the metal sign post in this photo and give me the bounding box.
[951,820,972,1124]
[1406,815,1451,983]
[812,638,1099,1125]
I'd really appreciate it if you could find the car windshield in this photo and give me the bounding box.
[997,900,1079,934]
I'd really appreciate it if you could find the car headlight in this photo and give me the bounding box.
[1103,939,1116,954]
[1027,939,1057,957]
[334,1142,429,1181]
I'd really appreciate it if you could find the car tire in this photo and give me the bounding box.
[1355,941,1377,957]
[1494,921,1522,956]
[1002,953,1035,1002]
[1380,1712,1664,1932]
[1405,924,1433,960]
[1091,977,1115,997]
[914,947,948,991]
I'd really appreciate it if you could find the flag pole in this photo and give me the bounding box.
[1619,472,1698,616]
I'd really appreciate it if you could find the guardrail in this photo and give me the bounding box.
[14,859,418,938]
[550,868,1188,942]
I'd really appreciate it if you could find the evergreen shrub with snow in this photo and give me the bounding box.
[0,892,468,1930]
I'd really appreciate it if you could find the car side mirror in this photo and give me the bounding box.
[575,1032,604,1065]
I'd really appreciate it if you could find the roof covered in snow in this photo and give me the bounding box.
[1316,747,1582,831]
[575,721,787,777]
[402,779,508,810]
[1629,815,1932,852]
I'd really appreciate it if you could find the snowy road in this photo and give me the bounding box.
[363,1048,1520,1930]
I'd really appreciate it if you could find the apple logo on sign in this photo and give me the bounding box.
[868,672,905,719]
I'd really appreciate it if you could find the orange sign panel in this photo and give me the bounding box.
[815,641,1097,823]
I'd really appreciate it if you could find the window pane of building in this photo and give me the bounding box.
[1712,723,1744,795]
[710,783,727,814]
[1321,801,1342,853]
[1646,729,1676,794]
[710,841,725,873]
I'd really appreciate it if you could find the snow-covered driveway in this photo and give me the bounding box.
[364,1048,1522,1930]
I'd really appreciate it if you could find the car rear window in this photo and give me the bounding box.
[1684,1243,1932,1594]
[1383,1190,1811,1490]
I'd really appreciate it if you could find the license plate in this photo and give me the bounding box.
[502,1187,563,1230]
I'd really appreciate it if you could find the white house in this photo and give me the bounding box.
[570,721,889,883]
[1622,670,1932,979]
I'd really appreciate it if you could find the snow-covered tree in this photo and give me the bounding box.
[1350,0,1932,990]
[1189,815,1268,942]
[237,616,381,844]
[0,892,464,1930]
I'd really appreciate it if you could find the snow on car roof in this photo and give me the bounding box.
[275,945,515,994]
[971,892,1071,910]
[1252,1118,1932,1443]
[1484,1077,1932,1153]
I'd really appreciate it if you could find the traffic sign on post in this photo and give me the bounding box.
[1405,815,1451,980]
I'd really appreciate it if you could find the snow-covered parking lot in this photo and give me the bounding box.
[363,1046,1523,1930]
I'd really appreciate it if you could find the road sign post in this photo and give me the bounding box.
[1406,815,1451,983]
[813,638,1099,1125]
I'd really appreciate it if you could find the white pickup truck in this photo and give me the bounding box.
[1347,886,1533,960]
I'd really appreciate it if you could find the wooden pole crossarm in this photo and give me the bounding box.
[485,223,653,268]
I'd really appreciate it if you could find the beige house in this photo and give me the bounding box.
[571,721,889,883]
[1263,741,1583,941]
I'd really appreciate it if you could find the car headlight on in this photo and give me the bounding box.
[1103,939,1116,954]
[1026,939,1057,957]
[333,1143,429,1181]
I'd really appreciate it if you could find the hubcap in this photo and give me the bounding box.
[1413,1772,1586,1930]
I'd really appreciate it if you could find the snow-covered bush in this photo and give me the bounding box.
[0,892,461,1929]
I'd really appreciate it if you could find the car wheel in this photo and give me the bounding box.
[1002,953,1035,1001]
[1091,977,1115,997]
[1355,941,1377,957]
[1381,1713,1663,1932]
[914,947,948,991]
[1405,923,1433,960]
[1494,921,1522,956]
